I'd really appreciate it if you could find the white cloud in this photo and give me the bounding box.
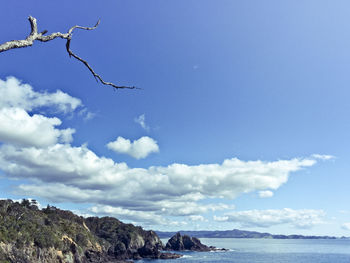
[0,140,320,225]
[311,154,335,160]
[258,190,274,198]
[0,76,82,113]
[160,202,234,217]
[107,136,159,159]
[78,108,96,121]
[341,223,350,230]
[134,114,150,131]
[0,76,332,227]
[89,205,166,225]
[3,144,317,201]
[0,107,74,147]
[214,208,325,229]
[0,76,83,147]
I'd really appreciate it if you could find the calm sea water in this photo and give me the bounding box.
[136,238,350,263]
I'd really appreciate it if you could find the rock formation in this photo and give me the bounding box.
[165,232,213,251]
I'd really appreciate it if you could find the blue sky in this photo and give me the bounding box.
[1,0,350,236]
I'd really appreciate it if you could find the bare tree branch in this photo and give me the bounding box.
[0,16,136,90]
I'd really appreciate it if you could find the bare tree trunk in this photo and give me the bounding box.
[0,16,136,90]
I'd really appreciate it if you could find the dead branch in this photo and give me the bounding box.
[0,16,136,90]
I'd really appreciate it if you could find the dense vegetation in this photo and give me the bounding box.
[0,199,177,263]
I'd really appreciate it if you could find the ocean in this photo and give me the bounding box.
[136,238,350,263]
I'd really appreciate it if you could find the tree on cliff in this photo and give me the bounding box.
[0,16,135,90]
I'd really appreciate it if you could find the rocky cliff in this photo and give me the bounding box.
[0,199,179,263]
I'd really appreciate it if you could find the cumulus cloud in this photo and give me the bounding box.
[258,190,274,198]
[107,136,159,159]
[0,107,74,147]
[0,76,85,147]
[214,208,325,229]
[134,114,150,131]
[0,76,82,113]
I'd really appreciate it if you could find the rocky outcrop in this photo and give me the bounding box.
[165,232,228,253]
[165,232,211,251]
[0,199,180,262]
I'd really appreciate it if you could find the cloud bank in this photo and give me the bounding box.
[2,141,318,225]
[214,208,325,229]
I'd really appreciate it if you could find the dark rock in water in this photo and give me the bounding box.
[165,232,225,252]
[209,246,230,252]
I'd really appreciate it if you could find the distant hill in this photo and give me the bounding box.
[156,229,337,239]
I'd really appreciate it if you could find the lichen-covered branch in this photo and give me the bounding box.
[0,16,136,90]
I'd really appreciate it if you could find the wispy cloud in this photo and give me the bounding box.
[311,154,335,161]
[78,108,96,121]
[134,114,150,131]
